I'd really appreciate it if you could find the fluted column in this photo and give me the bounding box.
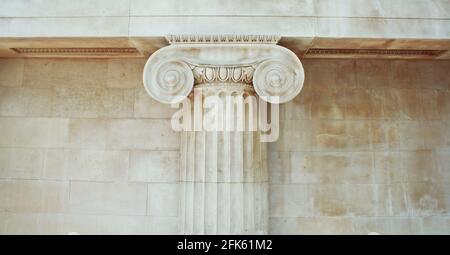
[142,35,305,235]
[179,84,268,234]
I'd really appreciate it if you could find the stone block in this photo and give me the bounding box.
[43,149,128,181]
[59,214,100,235]
[0,148,44,179]
[106,119,180,150]
[97,215,179,235]
[1,17,129,37]
[406,182,448,216]
[268,217,298,235]
[370,121,400,151]
[296,217,354,235]
[284,87,312,120]
[0,180,68,213]
[52,86,134,118]
[392,61,449,90]
[342,120,371,151]
[402,151,440,183]
[397,121,425,150]
[351,217,392,235]
[129,16,316,37]
[387,184,410,216]
[355,60,391,88]
[271,119,311,152]
[94,215,148,235]
[134,87,176,118]
[0,0,131,17]
[422,120,449,150]
[130,0,315,16]
[66,119,108,149]
[310,183,407,218]
[311,87,346,120]
[391,61,423,89]
[107,59,145,89]
[129,150,179,182]
[1,213,65,235]
[146,216,180,234]
[269,184,313,217]
[422,216,450,234]
[388,217,424,235]
[68,182,147,215]
[311,120,370,151]
[311,184,348,216]
[315,0,448,19]
[0,59,23,87]
[345,184,376,216]
[23,59,107,88]
[268,152,290,184]
[371,184,408,217]
[436,151,450,183]
[0,87,52,117]
[310,120,347,151]
[1,213,40,234]
[317,17,449,40]
[0,117,69,148]
[373,152,403,183]
[344,88,374,120]
[369,89,386,119]
[421,90,444,120]
[147,183,179,217]
[435,90,450,120]
[66,119,180,150]
[290,152,373,184]
[0,213,5,234]
[352,217,423,235]
[383,88,423,120]
[59,214,160,235]
[308,59,356,89]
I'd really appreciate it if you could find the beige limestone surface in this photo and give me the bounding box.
[0,58,449,234]
[0,0,449,39]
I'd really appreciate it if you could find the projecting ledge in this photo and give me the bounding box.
[0,37,450,59]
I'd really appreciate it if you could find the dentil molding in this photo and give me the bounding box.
[143,35,305,104]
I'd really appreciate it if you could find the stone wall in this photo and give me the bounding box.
[0,58,449,234]
[0,58,179,234]
[269,59,450,234]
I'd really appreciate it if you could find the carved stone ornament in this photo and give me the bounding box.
[143,35,305,104]
[142,36,305,235]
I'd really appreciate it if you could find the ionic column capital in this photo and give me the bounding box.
[143,35,305,104]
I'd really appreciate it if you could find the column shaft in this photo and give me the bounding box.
[179,86,268,235]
